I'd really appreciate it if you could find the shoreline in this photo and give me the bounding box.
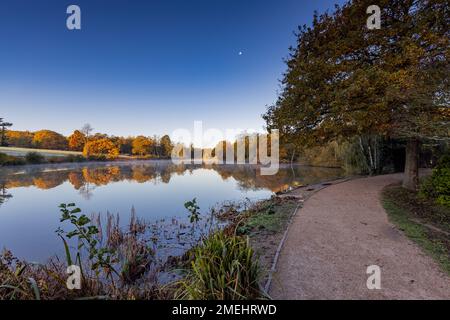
[0,158,346,171]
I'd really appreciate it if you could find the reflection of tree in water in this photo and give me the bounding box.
[1,162,343,198]
[68,172,84,190]
[132,165,157,183]
[79,183,95,200]
[82,167,122,186]
[0,183,13,206]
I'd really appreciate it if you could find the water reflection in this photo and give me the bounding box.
[0,161,343,261]
[0,161,343,200]
[0,184,13,205]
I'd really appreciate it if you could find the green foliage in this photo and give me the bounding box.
[337,139,370,174]
[298,141,342,168]
[184,198,201,224]
[237,199,297,235]
[420,154,450,207]
[0,118,13,146]
[56,203,118,276]
[264,0,449,160]
[0,152,26,166]
[64,155,86,163]
[25,152,44,164]
[382,187,450,275]
[176,231,262,300]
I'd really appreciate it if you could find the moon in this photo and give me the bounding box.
[238,51,243,56]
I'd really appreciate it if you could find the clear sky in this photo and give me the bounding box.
[0,0,345,141]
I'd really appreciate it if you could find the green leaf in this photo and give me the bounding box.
[58,234,73,266]
[28,277,41,300]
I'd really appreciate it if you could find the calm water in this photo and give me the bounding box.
[0,161,343,261]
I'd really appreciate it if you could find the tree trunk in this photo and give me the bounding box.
[402,138,420,190]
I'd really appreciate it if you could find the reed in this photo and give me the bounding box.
[175,231,263,300]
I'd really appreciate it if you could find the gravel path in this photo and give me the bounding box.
[270,174,450,299]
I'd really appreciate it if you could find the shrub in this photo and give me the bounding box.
[64,155,86,163]
[420,154,450,207]
[0,152,8,164]
[0,152,26,166]
[25,152,45,164]
[176,231,262,300]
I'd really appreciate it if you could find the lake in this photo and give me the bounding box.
[0,160,344,262]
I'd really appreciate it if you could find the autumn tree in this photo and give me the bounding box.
[83,138,119,160]
[91,133,108,141]
[160,135,174,158]
[264,0,449,190]
[81,124,94,140]
[0,118,13,146]
[68,130,87,151]
[132,136,153,156]
[118,137,134,154]
[32,130,68,150]
[6,130,33,148]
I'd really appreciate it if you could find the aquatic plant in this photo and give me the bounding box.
[0,197,269,300]
[175,230,262,300]
[184,198,201,224]
[56,203,119,280]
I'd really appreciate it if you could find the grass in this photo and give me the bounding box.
[175,231,263,300]
[382,185,450,275]
[0,198,268,300]
[0,146,82,157]
[0,147,144,167]
[236,197,298,235]
[0,151,86,167]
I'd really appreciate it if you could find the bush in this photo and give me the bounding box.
[0,152,26,166]
[176,231,262,300]
[66,155,86,163]
[47,155,86,163]
[0,152,8,164]
[420,154,450,207]
[25,152,45,164]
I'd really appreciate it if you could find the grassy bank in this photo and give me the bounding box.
[0,194,300,300]
[1,197,277,300]
[0,146,82,158]
[0,147,167,168]
[382,185,450,275]
[0,150,86,166]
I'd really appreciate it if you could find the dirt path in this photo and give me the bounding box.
[270,174,450,299]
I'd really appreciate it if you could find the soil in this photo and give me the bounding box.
[269,174,450,299]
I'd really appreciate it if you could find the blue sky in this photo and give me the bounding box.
[0,0,345,140]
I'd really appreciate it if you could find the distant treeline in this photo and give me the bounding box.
[5,127,174,159]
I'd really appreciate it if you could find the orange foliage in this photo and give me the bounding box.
[6,130,34,147]
[32,130,68,150]
[83,138,119,160]
[68,130,86,151]
[132,136,154,156]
